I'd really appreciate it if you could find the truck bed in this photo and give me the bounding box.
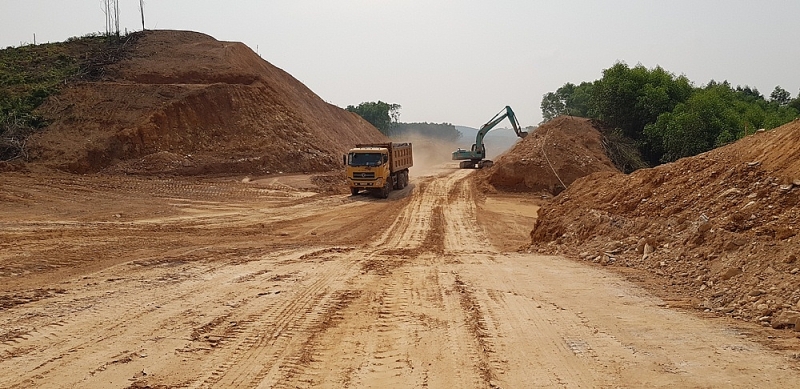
[355,142,413,173]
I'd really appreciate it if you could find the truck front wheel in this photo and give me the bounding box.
[380,182,390,198]
[350,187,359,196]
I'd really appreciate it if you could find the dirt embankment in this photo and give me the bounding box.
[475,116,618,195]
[530,119,800,331]
[24,30,386,175]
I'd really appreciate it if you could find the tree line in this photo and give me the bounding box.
[346,101,460,141]
[541,62,800,166]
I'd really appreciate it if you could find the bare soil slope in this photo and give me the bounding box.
[476,116,618,195]
[530,119,800,331]
[26,30,385,175]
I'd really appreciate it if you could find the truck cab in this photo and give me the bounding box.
[348,148,389,168]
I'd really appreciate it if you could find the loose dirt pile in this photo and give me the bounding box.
[475,116,618,195]
[530,119,800,331]
[23,30,385,175]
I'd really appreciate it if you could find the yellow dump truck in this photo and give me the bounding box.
[345,142,413,198]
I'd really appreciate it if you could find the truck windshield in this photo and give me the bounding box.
[349,152,384,167]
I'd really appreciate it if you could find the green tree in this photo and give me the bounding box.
[540,91,566,122]
[770,86,791,106]
[346,101,401,136]
[762,103,799,129]
[788,88,800,112]
[735,85,763,102]
[540,82,594,122]
[643,82,800,163]
[539,62,799,168]
[644,84,740,162]
[566,82,594,117]
[591,62,693,141]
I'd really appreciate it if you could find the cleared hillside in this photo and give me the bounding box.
[20,30,385,175]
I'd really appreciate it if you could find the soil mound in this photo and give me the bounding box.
[26,30,385,175]
[476,116,618,195]
[530,119,800,331]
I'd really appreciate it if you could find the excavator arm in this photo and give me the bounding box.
[474,106,527,153]
[452,106,527,168]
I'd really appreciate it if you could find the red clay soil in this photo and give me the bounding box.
[475,116,618,195]
[23,30,386,175]
[530,119,800,332]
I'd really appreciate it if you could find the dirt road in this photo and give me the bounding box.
[1,168,798,388]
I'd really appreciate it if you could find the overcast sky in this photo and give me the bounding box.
[2,1,799,127]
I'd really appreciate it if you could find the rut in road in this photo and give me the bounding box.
[0,169,491,388]
[260,169,800,389]
[271,169,499,388]
[0,247,358,388]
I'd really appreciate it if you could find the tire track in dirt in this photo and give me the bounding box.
[436,170,506,388]
[456,253,800,388]
[0,170,401,293]
[6,169,799,388]
[199,251,362,388]
[211,244,443,388]
[270,289,365,389]
[453,275,497,386]
[443,172,493,254]
[485,287,604,387]
[426,167,598,388]
[0,173,411,388]
[373,170,468,250]
[272,253,487,388]
[0,247,353,388]
[439,171,621,387]
[0,174,336,291]
[0,263,216,387]
[262,168,494,388]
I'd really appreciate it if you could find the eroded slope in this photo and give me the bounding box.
[530,120,800,331]
[27,30,385,174]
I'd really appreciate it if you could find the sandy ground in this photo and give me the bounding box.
[1,166,799,388]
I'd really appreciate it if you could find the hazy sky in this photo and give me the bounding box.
[2,1,799,127]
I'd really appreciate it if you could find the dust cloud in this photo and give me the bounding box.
[392,132,460,178]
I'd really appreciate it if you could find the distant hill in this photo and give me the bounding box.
[393,122,459,142]
[454,125,525,160]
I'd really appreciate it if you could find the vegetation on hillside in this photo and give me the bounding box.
[0,33,138,161]
[541,62,800,166]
